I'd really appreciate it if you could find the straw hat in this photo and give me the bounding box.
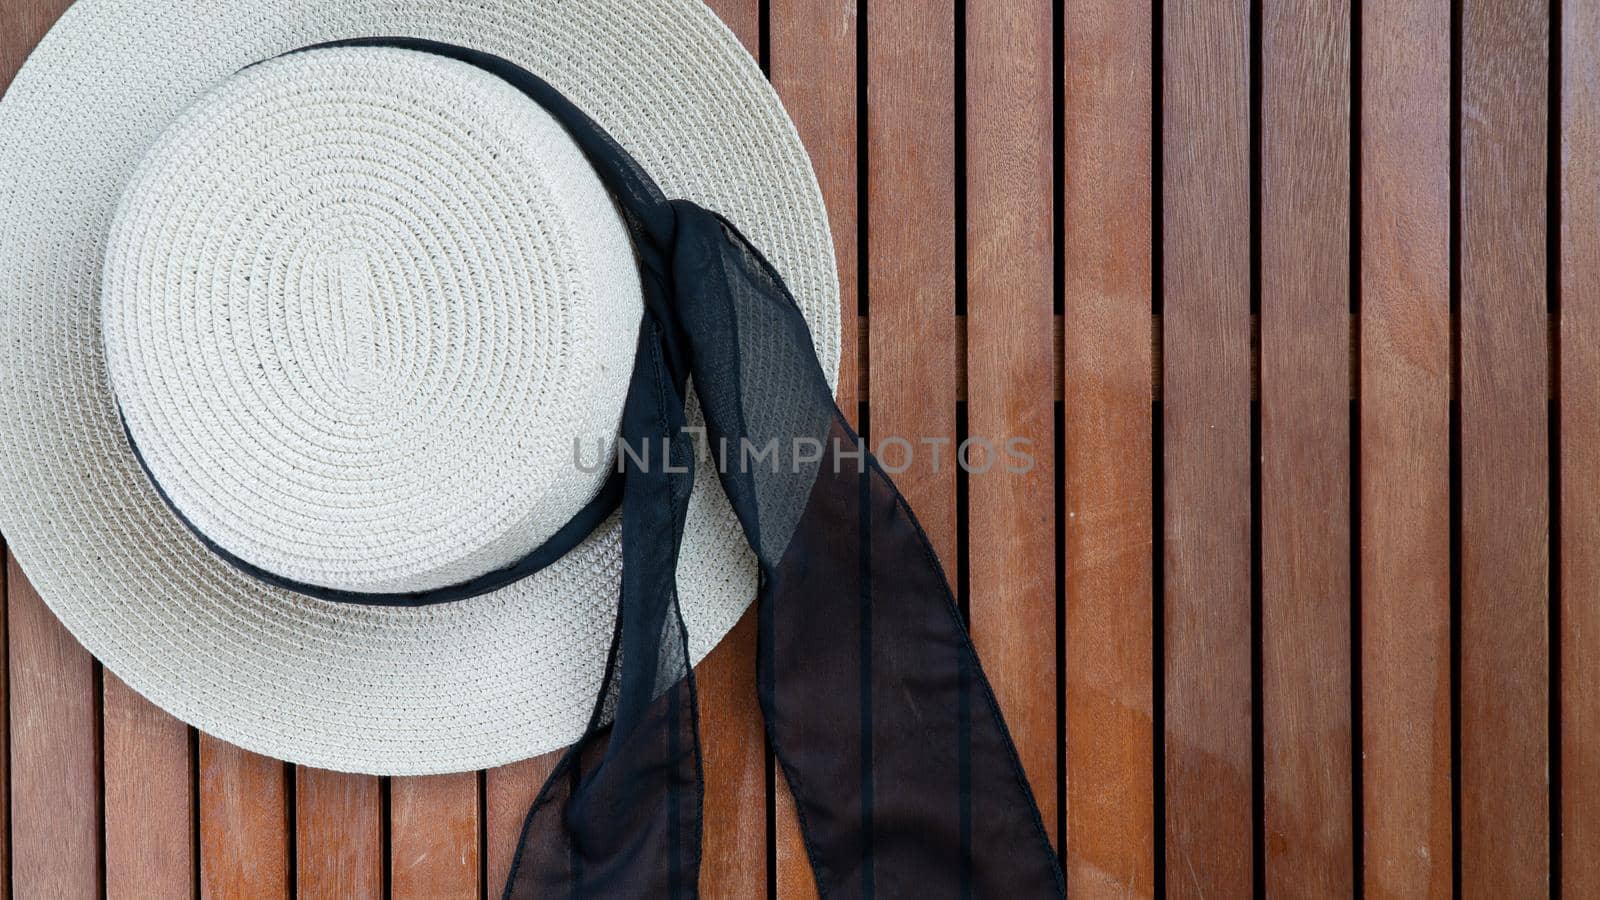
[0,0,839,775]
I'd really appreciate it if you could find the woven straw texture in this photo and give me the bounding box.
[0,0,840,775]
[105,47,647,595]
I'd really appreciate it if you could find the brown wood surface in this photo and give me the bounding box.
[768,2,857,896]
[1061,0,1157,892]
[867,0,957,570]
[0,0,67,97]
[484,753,558,893]
[199,736,289,898]
[8,559,99,899]
[1562,0,1600,894]
[103,672,195,899]
[771,0,860,417]
[705,0,757,51]
[697,611,768,897]
[1259,0,1353,894]
[3,1,1595,897]
[1458,0,1551,896]
[966,0,1057,852]
[390,773,478,899]
[1160,1,1256,896]
[387,766,478,899]
[1359,1,1454,896]
[295,768,382,898]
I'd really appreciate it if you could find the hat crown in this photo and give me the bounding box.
[102,46,644,595]
[330,251,380,391]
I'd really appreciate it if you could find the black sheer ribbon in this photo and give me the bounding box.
[142,38,1066,898]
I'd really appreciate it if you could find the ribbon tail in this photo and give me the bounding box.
[673,204,1064,898]
[502,317,704,899]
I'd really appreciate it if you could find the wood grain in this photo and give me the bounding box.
[296,768,382,898]
[1458,0,1550,895]
[8,557,100,899]
[1259,0,1352,893]
[965,0,1057,852]
[390,774,479,899]
[104,672,196,899]
[199,735,290,899]
[704,0,759,52]
[0,0,69,97]
[696,610,768,896]
[769,2,858,895]
[867,0,957,569]
[772,0,860,415]
[1160,1,1255,896]
[1562,0,1600,894]
[485,753,559,893]
[1061,0,1156,890]
[1359,2,1454,896]
[384,765,478,898]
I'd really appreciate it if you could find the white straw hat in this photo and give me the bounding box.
[0,0,839,775]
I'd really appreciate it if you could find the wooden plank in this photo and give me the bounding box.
[0,0,70,96]
[769,2,858,895]
[704,0,759,53]
[1259,0,1352,894]
[296,768,382,898]
[1562,0,1600,894]
[867,0,957,565]
[1458,0,1550,895]
[104,672,196,899]
[485,753,559,893]
[1061,0,1156,889]
[965,0,1057,851]
[773,775,817,896]
[697,610,768,896]
[1359,1,1454,896]
[385,762,478,900]
[771,1,860,414]
[1160,1,1255,896]
[390,774,478,899]
[8,557,100,899]
[199,735,290,898]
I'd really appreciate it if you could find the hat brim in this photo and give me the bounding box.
[0,0,840,775]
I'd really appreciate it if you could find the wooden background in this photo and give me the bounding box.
[0,0,1593,896]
